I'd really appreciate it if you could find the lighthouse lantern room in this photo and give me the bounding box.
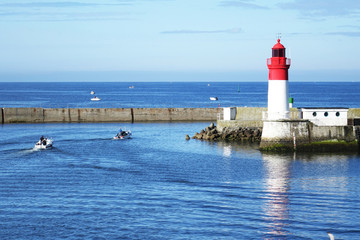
[266,39,291,120]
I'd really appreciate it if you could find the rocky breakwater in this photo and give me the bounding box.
[187,123,262,142]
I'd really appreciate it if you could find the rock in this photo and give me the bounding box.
[209,135,216,141]
[244,130,252,138]
[210,128,218,135]
[192,125,262,143]
[185,134,190,140]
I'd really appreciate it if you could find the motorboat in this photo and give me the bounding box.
[113,130,132,140]
[210,97,218,101]
[90,91,95,95]
[129,86,135,89]
[34,138,53,149]
[91,96,101,101]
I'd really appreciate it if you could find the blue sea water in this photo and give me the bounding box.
[1,82,360,239]
[1,81,360,108]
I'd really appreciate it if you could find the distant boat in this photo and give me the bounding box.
[91,96,101,101]
[129,86,135,89]
[208,84,210,86]
[210,97,218,101]
[90,91,95,95]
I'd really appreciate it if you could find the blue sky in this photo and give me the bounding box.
[0,0,359,82]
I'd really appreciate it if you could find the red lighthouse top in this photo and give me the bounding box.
[267,38,291,80]
[272,39,285,49]
[271,39,286,57]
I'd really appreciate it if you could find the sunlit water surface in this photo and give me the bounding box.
[1,122,360,239]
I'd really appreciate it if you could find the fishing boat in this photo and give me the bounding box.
[113,129,132,140]
[34,138,53,149]
[91,96,101,101]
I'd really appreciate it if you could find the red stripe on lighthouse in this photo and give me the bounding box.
[268,68,288,80]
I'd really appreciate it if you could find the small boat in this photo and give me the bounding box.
[210,97,218,101]
[90,91,95,95]
[34,138,53,149]
[91,96,101,101]
[113,129,132,140]
[129,86,135,89]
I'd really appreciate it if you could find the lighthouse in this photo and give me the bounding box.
[266,39,291,120]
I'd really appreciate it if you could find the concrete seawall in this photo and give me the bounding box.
[1,107,221,123]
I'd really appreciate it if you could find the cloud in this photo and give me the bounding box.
[326,31,360,37]
[0,2,129,8]
[278,0,360,17]
[161,28,242,34]
[0,1,134,22]
[219,0,268,9]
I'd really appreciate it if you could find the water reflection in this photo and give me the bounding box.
[294,153,351,198]
[261,152,356,239]
[262,153,292,238]
[204,140,261,158]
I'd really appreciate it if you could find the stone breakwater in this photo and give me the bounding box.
[1,107,220,123]
[188,123,262,142]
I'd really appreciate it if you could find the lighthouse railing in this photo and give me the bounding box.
[267,58,291,66]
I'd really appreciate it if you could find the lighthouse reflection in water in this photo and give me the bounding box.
[212,139,357,238]
[262,153,291,237]
[260,151,352,239]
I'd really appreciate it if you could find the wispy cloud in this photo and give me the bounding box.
[219,0,268,9]
[161,28,242,34]
[0,2,129,8]
[0,1,135,22]
[278,0,360,17]
[326,31,360,37]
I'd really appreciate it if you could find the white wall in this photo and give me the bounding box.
[223,107,237,120]
[300,108,348,126]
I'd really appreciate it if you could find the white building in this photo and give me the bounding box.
[299,108,348,126]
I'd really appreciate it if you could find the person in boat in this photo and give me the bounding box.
[117,128,124,137]
[40,136,46,145]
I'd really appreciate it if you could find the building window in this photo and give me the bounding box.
[324,112,329,117]
[312,112,317,117]
[336,112,340,117]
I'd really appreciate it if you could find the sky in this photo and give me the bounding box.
[0,0,359,82]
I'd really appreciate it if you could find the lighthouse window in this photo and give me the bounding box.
[336,112,340,117]
[324,112,329,117]
[312,112,317,117]
[272,49,285,57]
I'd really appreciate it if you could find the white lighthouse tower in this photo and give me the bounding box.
[266,39,291,120]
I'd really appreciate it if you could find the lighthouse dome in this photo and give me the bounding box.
[272,39,285,49]
[271,39,286,57]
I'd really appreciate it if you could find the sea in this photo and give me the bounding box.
[1,82,360,240]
